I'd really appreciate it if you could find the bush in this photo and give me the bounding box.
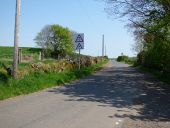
[117,55,129,62]
[137,51,145,65]
[136,38,170,76]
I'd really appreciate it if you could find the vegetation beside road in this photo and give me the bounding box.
[0,22,109,101]
[116,55,170,85]
[116,55,137,66]
[106,1,170,85]
[0,47,108,100]
[138,66,170,85]
[106,0,170,75]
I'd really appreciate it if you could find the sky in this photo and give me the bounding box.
[0,0,135,58]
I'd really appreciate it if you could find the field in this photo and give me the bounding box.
[0,46,41,63]
[0,46,44,72]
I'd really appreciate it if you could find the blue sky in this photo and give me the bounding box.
[0,0,135,57]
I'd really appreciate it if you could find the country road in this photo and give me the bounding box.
[0,60,170,128]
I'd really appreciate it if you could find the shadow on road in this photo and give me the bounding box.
[48,66,170,122]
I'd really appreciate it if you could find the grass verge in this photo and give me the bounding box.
[0,60,108,101]
[138,66,170,85]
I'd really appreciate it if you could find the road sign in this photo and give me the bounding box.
[73,33,84,50]
[76,43,83,49]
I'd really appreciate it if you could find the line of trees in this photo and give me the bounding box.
[105,0,170,74]
[34,24,74,59]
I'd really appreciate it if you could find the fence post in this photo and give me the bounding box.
[18,48,22,64]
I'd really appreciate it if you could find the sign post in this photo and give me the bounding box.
[73,33,84,70]
[78,48,81,70]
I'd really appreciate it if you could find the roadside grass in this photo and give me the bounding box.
[0,60,108,100]
[118,57,170,85]
[138,66,170,85]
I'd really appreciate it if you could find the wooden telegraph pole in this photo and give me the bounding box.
[13,0,20,78]
[102,34,104,57]
[105,44,106,56]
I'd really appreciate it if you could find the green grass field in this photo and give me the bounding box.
[0,46,42,69]
[0,46,41,59]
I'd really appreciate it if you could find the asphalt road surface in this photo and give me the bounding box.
[0,60,170,128]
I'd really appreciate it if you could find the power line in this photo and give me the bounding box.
[77,1,96,27]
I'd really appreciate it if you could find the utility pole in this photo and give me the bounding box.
[105,44,106,56]
[13,0,20,78]
[102,34,104,57]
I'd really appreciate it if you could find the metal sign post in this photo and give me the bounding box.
[73,33,84,70]
[78,48,81,70]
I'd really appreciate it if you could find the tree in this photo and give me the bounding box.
[104,0,170,73]
[50,25,73,58]
[34,24,73,59]
[34,25,53,49]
